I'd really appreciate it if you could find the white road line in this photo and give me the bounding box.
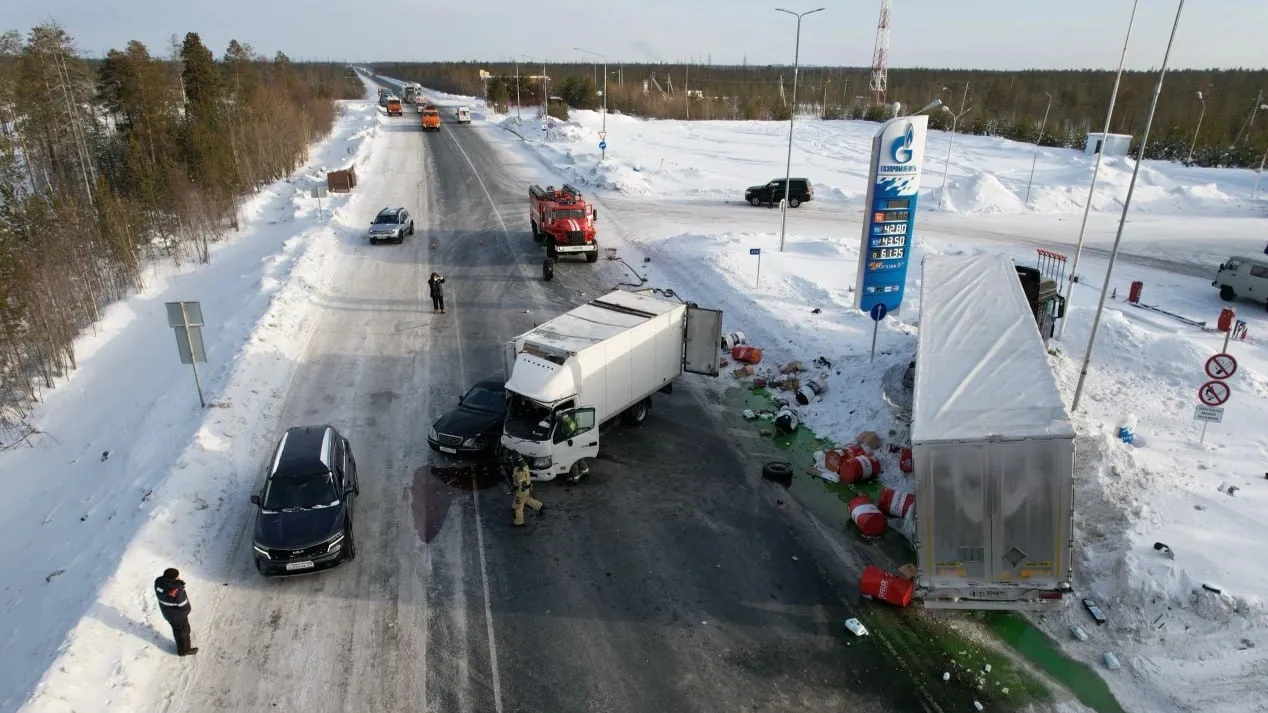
[443,126,505,713]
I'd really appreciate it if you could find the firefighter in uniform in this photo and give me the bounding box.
[154,568,198,656]
[511,454,545,526]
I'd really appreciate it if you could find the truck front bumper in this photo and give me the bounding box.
[499,435,561,481]
[552,244,597,254]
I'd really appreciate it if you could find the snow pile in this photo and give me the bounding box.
[497,108,1266,217]
[4,88,389,713]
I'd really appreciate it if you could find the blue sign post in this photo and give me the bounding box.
[750,248,762,287]
[868,302,887,363]
[854,115,930,317]
[599,140,607,150]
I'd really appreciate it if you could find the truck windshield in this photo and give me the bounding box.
[552,209,586,220]
[504,393,552,440]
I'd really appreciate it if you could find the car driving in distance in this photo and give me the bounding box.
[744,177,814,208]
[368,206,414,244]
[250,425,359,576]
[428,377,506,457]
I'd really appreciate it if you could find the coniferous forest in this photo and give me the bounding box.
[0,23,362,440]
[374,61,1268,168]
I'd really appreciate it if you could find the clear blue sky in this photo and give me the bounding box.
[9,0,1266,70]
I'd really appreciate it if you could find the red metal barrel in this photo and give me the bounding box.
[899,447,913,473]
[840,455,882,485]
[878,487,914,518]
[859,564,914,607]
[730,345,763,364]
[1128,281,1143,304]
[848,495,887,537]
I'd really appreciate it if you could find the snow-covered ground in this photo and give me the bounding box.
[1,85,387,713]
[474,105,1268,712]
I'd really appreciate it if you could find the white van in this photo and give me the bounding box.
[1213,254,1268,306]
[455,106,471,124]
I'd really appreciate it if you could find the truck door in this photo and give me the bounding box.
[502,340,517,379]
[553,407,600,472]
[682,305,724,376]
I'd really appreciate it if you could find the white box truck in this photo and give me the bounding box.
[911,253,1076,611]
[499,289,723,481]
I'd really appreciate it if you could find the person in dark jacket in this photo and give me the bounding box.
[154,568,198,656]
[429,272,446,313]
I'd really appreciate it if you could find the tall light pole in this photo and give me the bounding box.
[1072,0,1185,413]
[524,54,547,118]
[1024,91,1054,205]
[1056,0,1139,341]
[774,6,825,253]
[575,47,608,160]
[937,105,973,210]
[1234,90,1265,147]
[1253,144,1268,199]
[1186,90,1205,165]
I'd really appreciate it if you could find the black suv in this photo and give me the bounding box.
[745,178,814,208]
[250,425,359,576]
[428,377,506,457]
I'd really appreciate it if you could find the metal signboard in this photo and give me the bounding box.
[165,300,207,407]
[174,326,208,365]
[854,115,929,316]
[1204,353,1237,380]
[1193,405,1224,423]
[1197,380,1230,407]
[166,301,204,327]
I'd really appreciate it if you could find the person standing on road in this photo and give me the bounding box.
[511,454,545,526]
[429,272,446,313]
[154,568,198,656]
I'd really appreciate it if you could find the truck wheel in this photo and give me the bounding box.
[1220,285,1236,301]
[343,526,356,561]
[565,458,592,483]
[585,250,599,263]
[749,196,762,207]
[622,398,650,426]
[543,258,554,281]
[408,221,415,235]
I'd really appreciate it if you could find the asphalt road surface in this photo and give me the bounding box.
[155,103,950,713]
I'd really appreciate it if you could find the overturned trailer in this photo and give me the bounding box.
[911,253,1075,611]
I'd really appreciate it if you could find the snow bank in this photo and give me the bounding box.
[497,108,1266,218]
[6,86,388,713]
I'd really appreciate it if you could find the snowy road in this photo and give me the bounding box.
[151,111,936,712]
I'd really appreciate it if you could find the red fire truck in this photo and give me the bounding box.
[528,184,599,280]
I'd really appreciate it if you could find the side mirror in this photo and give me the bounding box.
[593,209,599,220]
[250,494,261,506]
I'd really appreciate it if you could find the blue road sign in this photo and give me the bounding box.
[599,141,607,150]
[869,302,888,321]
[749,248,761,256]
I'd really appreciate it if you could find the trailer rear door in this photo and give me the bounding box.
[683,305,723,376]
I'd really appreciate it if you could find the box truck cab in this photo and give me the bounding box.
[455,106,472,123]
[1213,254,1268,307]
[500,290,722,481]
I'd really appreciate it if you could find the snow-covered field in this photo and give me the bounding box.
[1,87,386,712]
[475,105,1268,712]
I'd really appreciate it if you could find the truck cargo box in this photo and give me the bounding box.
[911,253,1075,610]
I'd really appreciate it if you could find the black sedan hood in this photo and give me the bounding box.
[433,406,501,438]
[255,505,345,549]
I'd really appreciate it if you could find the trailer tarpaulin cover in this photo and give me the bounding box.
[911,253,1074,444]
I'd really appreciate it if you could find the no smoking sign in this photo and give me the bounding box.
[1205,352,1237,380]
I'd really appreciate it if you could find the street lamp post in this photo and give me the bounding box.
[575,47,608,159]
[502,56,522,120]
[774,6,825,253]
[937,105,973,210]
[1071,0,1185,413]
[1186,91,1205,165]
[1253,145,1268,199]
[1024,91,1054,205]
[1056,0,1139,341]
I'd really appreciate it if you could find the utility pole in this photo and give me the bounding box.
[774,6,826,252]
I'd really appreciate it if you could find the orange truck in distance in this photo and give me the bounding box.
[420,105,441,131]
[386,98,403,116]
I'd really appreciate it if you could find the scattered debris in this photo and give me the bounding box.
[779,360,804,374]
[45,568,66,583]
[1083,598,1108,625]
[1202,583,1224,595]
[732,365,754,378]
[774,407,800,434]
[849,497,888,538]
[1154,541,1175,559]
[897,563,918,579]
[1237,638,1255,650]
[1071,625,1088,641]
[811,307,822,314]
[742,409,757,420]
[856,430,881,451]
[795,377,828,406]
[859,564,913,606]
[730,345,763,364]
[721,331,746,350]
[1103,652,1121,670]
[813,356,831,369]
[843,617,869,637]
[752,377,767,388]
[839,454,882,485]
[879,486,914,517]
[942,672,950,681]
[973,700,984,711]
[761,461,794,486]
[100,450,109,462]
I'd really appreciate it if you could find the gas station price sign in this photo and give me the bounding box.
[853,116,929,315]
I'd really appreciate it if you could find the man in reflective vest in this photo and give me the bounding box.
[154,567,198,656]
[511,454,545,526]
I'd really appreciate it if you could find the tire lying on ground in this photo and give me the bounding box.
[762,461,793,486]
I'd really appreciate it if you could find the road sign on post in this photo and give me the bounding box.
[869,302,888,363]
[310,185,328,220]
[855,115,929,317]
[166,301,207,408]
[1204,353,1237,380]
[750,248,762,287]
[1193,405,1224,423]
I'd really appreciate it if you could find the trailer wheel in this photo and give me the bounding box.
[542,258,554,281]
[1219,285,1236,301]
[622,398,650,426]
[762,461,793,486]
